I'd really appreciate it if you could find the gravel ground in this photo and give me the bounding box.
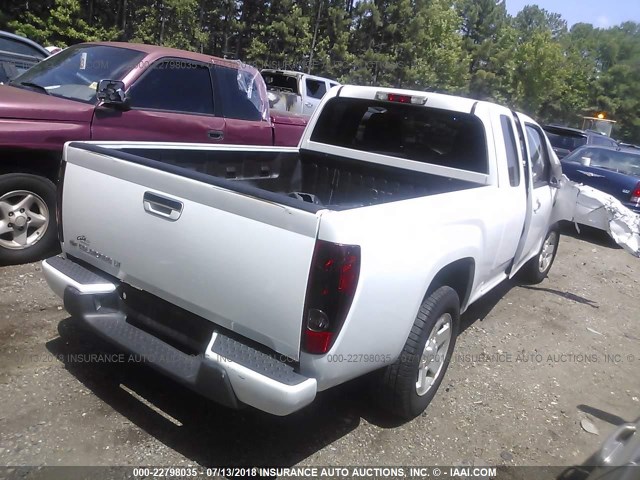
[0,227,638,474]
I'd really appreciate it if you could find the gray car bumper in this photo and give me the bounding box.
[42,256,317,416]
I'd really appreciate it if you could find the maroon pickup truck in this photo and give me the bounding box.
[0,42,308,265]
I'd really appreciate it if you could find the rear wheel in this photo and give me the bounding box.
[0,173,58,265]
[519,228,560,284]
[374,286,460,420]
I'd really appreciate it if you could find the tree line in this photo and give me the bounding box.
[2,0,639,143]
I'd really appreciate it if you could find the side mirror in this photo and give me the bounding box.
[96,79,128,109]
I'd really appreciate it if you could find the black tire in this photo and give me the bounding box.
[374,286,460,420]
[518,228,560,284]
[0,173,59,266]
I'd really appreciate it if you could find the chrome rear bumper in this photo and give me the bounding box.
[42,256,317,416]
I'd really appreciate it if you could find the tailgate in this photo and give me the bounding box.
[60,143,321,360]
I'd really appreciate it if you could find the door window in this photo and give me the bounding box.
[305,78,327,99]
[500,115,521,187]
[129,61,214,115]
[525,125,551,187]
[216,66,265,121]
[0,37,46,58]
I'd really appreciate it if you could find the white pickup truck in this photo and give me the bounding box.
[43,86,568,419]
[262,69,340,115]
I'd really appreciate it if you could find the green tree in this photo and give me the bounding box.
[402,0,469,92]
[244,0,313,71]
[456,0,508,73]
[9,0,118,47]
[305,0,354,79]
[130,0,208,51]
[512,4,567,39]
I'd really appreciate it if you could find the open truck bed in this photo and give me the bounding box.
[75,142,482,211]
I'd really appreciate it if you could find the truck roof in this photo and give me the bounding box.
[336,85,480,114]
[85,41,250,71]
[261,69,338,83]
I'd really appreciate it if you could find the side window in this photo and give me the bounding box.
[591,135,616,147]
[525,125,551,186]
[500,115,520,187]
[215,66,264,121]
[0,37,46,58]
[129,61,214,115]
[306,78,327,99]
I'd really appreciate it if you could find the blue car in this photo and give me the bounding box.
[561,145,640,215]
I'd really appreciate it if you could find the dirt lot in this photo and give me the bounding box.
[0,227,638,473]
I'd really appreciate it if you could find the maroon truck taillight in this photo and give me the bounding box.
[302,240,360,354]
[55,160,66,244]
[630,182,640,205]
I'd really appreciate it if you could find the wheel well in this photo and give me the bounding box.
[0,149,62,184]
[426,258,475,309]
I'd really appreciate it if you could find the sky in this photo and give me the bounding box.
[505,0,640,28]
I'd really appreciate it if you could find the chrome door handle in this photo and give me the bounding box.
[207,130,224,140]
[305,102,313,108]
[143,192,183,221]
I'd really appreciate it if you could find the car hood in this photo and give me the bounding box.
[0,84,95,122]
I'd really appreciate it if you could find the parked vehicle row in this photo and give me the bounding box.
[43,85,570,419]
[0,42,309,265]
[0,30,49,83]
[262,69,340,115]
[543,124,619,159]
[561,145,640,235]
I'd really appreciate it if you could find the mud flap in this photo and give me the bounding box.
[551,175,640,257]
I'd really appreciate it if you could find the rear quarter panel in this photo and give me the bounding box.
[271,111,309,147]
[301,186,507,390]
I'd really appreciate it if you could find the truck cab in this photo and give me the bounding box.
[0,42,308,265]
[262,69,340,115]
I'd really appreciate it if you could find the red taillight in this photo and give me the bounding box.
[631,182,640,205]
[387,93,411,104]
[375,91,428,105]
[302,240,360,355]
[55,160,66,244]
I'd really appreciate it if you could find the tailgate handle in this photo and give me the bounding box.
[143,192,183,221]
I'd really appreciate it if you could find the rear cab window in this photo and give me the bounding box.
[262,72,299,94]
[545,131,587,151]
[310,97,488,173]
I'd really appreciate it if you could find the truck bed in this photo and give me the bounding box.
[75,143,482,211]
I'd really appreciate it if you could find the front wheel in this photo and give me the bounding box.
[374,286,460,420]
[519,228,560,284]
[0,173,58,266]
